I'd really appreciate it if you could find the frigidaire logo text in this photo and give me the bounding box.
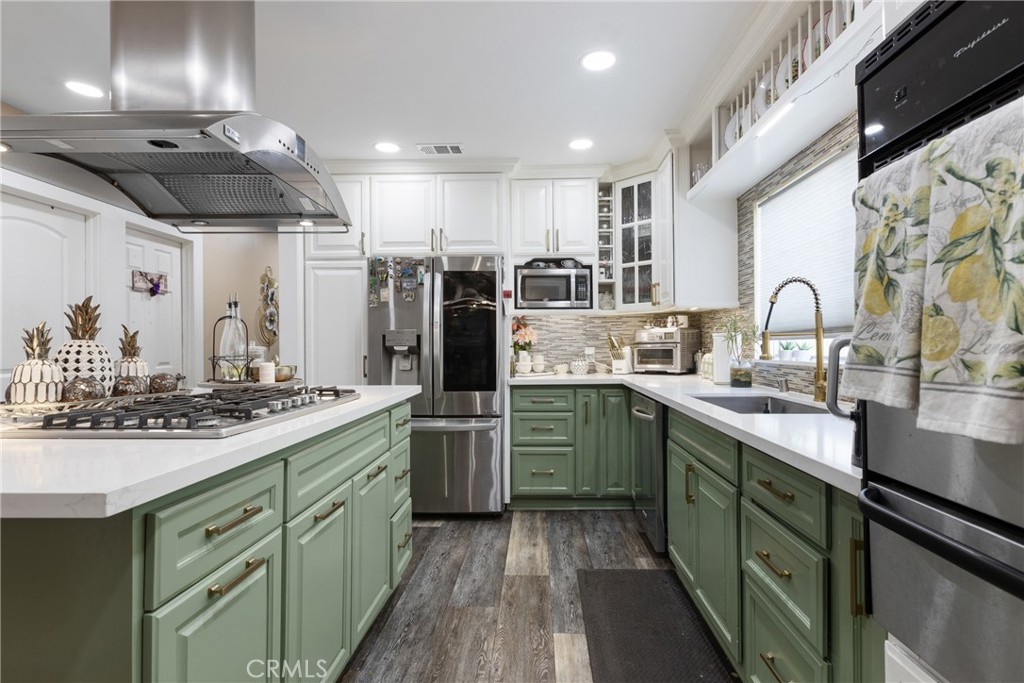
[954,17,1009,58]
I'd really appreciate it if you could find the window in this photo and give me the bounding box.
[755,149,857,336]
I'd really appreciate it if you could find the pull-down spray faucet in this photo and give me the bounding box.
[760,277,826,402]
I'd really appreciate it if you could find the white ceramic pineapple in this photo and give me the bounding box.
[7,323,65,404]
[115,325,150,386]
[54,296,115,393]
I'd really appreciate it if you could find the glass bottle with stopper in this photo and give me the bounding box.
[212,295,250,381]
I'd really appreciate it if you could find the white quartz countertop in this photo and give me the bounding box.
[0,386,419,519]
[510,373,861,495]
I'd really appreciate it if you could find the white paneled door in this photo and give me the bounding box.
[0,191,88,389]
[305,261,368,386]
[124,229,184,378]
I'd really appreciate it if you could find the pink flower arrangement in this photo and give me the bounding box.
[511,316,537,353]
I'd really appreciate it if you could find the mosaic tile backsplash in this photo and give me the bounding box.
[515,313,704,366]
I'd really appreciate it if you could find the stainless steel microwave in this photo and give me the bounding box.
[514,259,592,309]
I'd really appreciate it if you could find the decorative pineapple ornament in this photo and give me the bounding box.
[115,325,150,387]
[7,323,65,404]
[54,296,115,393]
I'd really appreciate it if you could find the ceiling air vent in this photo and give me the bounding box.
[416,143,464,155]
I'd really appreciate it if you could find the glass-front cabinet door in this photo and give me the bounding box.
[614,153,674,312]
[616,173,655,310]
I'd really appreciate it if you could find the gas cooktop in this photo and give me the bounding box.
[0,386,360,439]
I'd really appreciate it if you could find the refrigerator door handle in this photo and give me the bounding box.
[432,264,444,403]
[859,485,1024,600]
[826,335,853,419]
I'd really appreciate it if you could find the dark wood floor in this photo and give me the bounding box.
[340,510,672,683]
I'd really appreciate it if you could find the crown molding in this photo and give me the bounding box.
[607,133,674,182]
[510,164,609,180]
[324,157,519,175]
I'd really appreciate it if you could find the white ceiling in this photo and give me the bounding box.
[1,1,759,167]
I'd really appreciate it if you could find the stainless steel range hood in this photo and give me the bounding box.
[0,1,349,233]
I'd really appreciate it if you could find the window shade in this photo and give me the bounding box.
[755,150,857,334]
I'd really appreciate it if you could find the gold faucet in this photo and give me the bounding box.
[760,277,826,402]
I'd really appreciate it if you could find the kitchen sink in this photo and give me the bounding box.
[693,395,828,415]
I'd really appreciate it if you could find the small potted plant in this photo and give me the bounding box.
[721,315,758,388]
[795,341,813,362]
[778,341,797,361]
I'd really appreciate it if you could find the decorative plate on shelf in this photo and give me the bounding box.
[753,71,773,118]
[723,111,738,150]
[774,50,799,100]
[801,11,836,69]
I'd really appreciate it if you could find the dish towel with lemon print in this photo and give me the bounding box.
[844,95,1024,445]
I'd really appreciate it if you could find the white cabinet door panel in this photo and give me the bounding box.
[305,262,367,386]
[306,176,368,259]
[0,192,87,387]
[654,152,675,309]
[370,176,435,255]
[438,174,503,254]
[552,178,597,255]
[125,229,184,377]
[510,180,553,256]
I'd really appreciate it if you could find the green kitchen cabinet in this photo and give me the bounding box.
[599,389,630,496]
[575,389,599,495]
[351,451,393,644]
[283,481,353,683]
[144,529,283,683]
[512,447,575,495]
[830,491,887,683]
[692,457,741,663]
[667,439,697,587]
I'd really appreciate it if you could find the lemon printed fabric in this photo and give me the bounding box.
[917,97,1024,444]
[842,146,934,409]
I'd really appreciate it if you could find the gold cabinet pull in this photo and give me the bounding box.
[555,228,560,252]
[684,463,696,504]
[360,232,366,256]
[394,467,411,482]
[431,228,437,252]
[313,500,345,523]
[395,416,411,428]
[545,228,551,252]
[397,532,413,550]
[850,538,865,616]
[759,651,788,683]
[205,504,263,537]
[208,557,265,598]
[757,478,795,504]
[367,464,388,480]
[755,549,792,579]
[530,397,555,404]
[531,469,556,476]
[531,424,556,431]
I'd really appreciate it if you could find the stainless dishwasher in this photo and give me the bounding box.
[631,392,666,552]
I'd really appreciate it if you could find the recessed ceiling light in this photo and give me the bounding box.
[580,51,616,72]
[864,123,884,135]
[569,139,594,151]
[374,142,400,154]
[0,142,10,152]
[65,81,104,98]
[298,219,315,227]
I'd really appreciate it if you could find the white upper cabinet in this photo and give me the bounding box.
[615,153,674,312]
[437,174,505,254]
[510,178,597,257]
[370,173,504,255]
[304,260,368,385]
[306,175,369,259]
[370,175,437,255]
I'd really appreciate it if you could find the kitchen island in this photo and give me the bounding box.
[0,386,417,683]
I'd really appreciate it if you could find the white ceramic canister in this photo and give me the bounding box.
[711,333,732,385]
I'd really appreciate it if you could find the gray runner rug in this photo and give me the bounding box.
[577,568,738,683]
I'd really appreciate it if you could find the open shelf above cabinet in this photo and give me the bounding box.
[686,0,881,206]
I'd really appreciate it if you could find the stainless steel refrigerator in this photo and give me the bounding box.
[367,255,502,513]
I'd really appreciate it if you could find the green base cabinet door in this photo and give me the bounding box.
[599,389,630,496]
[575,389,599,496]
[144,529,283,683]
[831,492,887,683]
[693,459,741,663]
[351,452,393,644]
[745,578,830,683]
[284,481,353,683]
[667,440,697,587]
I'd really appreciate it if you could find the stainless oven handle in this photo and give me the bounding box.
[631,407,655,422]
[859,485,1024,601]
